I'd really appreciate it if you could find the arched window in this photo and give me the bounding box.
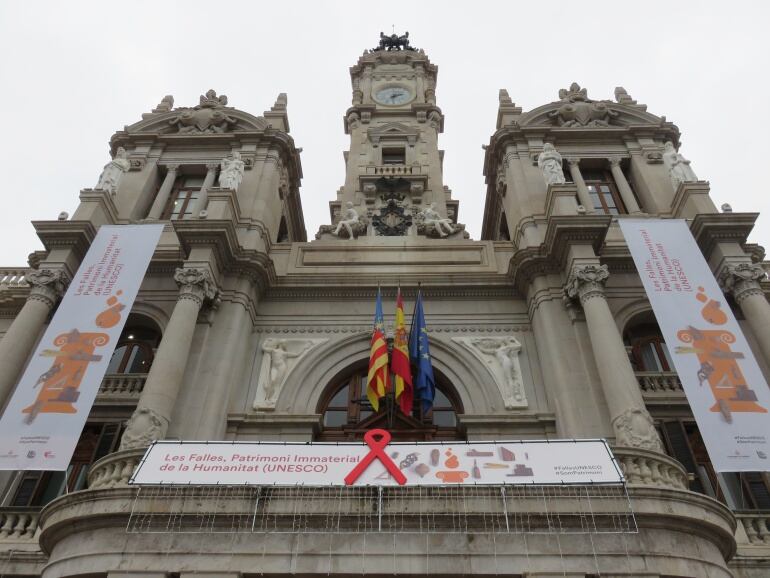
[106,325,161,374]
[316,361,464,441]
[624,322,673,372]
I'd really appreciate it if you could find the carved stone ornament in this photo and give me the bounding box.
[537,143,566,186]
[95,147,130,195]
[168,89,237,134]
[612,407,663,452]
[549,83,618,128]
[316,202,368,241]
[452,336,527,409]
[414,203,468,239]
[565,264,609,305]
[372,31,417,52]
[719,263,767,304]
[173,268,218,305]
[372,192,413,236]
[26,268,69,307]
[152,95,174,113]
[252,338,328,410]
[119,406,166,450]
[662,141,698,189]
[219,151,245,191]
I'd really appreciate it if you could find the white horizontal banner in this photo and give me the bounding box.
[131,436,622,486]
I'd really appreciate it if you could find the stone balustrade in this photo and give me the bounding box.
[737,511,770,544]
[635,371,684,394]
[368,164,418,176]
[613,446,689,490]
[0,268,29,289]
[97,374,146,398]
[87,448,145,489]
[0,508,40,541]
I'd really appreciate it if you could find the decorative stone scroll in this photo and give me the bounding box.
[564,264,610,305]
[252,338,327,410]
[26,268,69,308]
[174,268,219,306]
[168,89,237,134]
[120,406,165,450]
[719,263,766,304]
[452,336,527,409]
[549,83,618,128]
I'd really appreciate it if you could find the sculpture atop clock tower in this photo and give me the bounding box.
[316,35,467,240]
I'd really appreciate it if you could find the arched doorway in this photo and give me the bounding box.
[315,360,464,441]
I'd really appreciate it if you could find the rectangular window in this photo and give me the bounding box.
[581,169,626,215]
[10,422,123,507]
[382,148,406,165]
[162,175,204,220]
[659,419,770,509]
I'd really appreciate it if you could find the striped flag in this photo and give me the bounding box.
[366,288,389,412]
[391,288,414,414]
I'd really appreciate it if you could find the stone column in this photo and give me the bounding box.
[120,268,218,449]
[565,264,662,451]
[566,158,594,213]
[146,164,179,219]
[608,157,642,214]
[720,263,770,365]
[0,269,68,409]
[190,163,219,218]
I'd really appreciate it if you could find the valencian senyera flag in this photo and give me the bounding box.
[366,287,390,412]
[409,290,436,414]
[391,288,414,414]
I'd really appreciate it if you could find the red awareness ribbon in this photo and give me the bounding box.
[344,429,407,485]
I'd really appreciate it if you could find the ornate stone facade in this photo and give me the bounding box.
[0,34,766,578]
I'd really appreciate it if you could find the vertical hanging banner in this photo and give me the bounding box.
[0,224,163,471]
[620,219,770,472]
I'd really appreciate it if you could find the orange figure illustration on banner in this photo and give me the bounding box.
[676,287,767,422]
[435,448,469,483]
[21,293,124,424]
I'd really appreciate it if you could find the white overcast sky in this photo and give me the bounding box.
[1,1,768,266]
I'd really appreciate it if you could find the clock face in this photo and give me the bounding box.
[374,86,413,106]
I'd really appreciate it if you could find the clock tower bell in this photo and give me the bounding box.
[316,33,466,239]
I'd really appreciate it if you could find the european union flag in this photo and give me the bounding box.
[409,290,435,415]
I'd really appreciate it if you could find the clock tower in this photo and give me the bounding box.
[316,33,466,239]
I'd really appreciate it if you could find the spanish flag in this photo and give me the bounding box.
[392,288,414,414]
[366,288,389,412]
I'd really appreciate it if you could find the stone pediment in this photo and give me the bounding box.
[519,83,666,129]
[368,122,419,146]
[125,89,270,135]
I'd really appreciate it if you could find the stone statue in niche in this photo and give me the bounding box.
[452,336,527,409]
[417,203,455,237]
[537,143,566,186]
[333,202,367,240]
[252,338,327,410]
[95,147,130,195]
[662,142,698,189]
[219,151,245,191]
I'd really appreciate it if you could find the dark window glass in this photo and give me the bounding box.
[382,148,406,165]
[106,327,160,374]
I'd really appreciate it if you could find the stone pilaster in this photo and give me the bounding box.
[565,264,662,451]
[0,269,68,408]
[190,163,219,218]
[146,164,179,219]
[120,267,218,449]
[608,156,641,214]
[566,158,594,213]
[720,262,770,365]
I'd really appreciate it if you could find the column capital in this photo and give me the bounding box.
[164,163,180,172]
[205,162,220,172]
[719,263,766,304]
[608,155,623,168]
[564,264,609,305]
[566,157,581,167]
[174,267,219,306]
[26,268,69,308]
